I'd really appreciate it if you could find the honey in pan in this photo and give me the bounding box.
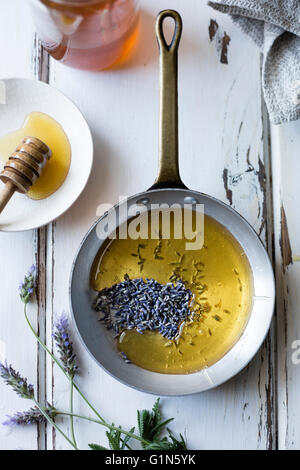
[0,112,71,200]
[91,209,253,375]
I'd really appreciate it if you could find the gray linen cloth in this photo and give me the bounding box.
[208,0,300,124]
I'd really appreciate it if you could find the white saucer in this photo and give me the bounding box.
[0,78,93,231]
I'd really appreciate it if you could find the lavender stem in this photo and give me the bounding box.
[56,411,148,445]
[33,399,78,450]
[70,380,77,448]
[24,304,106,424]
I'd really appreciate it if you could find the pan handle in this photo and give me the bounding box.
[149,10,187,190]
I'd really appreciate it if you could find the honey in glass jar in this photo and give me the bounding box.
[30,0,140,70]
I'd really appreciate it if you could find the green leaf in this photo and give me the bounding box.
[144,431,187,451]
[167,428,187,450]
[152,398,161,423]
[136,399,188,450]
[106,425,122,450]
[105,425,135,450]
[144,439,172,450]
[88,443,109,450]
[137,409,146,441]
[120,427,135,450]
[137,398,176,448]
[137,408,154,448]
[150,418,174,440]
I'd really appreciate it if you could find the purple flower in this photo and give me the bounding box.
[3,405,57,426]
[19,265,36,304]
[28,265,35,275]
[53,314,78,378]
[0,361,34,399]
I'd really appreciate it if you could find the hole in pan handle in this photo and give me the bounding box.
[155,9,183,53]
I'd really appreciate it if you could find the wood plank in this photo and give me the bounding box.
[0,0,39,450]
[271,121,300,450]
[31,34,51,452]
[47,0,275,449]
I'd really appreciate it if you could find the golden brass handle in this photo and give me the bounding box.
[150,9,186,190]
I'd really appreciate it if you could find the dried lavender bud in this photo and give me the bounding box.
[120,351,132,364]
[3,405,57,426]
[19,264,36,304]
[53,314,78,378]
[94,278,193,340]
[0,361,34,399]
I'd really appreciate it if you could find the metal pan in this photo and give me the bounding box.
[70,10,275,396]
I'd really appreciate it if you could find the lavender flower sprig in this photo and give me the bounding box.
[0,360,78,449]
[0,265,188,451]
[19,264,36,304]
[0,362,34,399]
[53,314,79,379]
[3,405,57,427]
[53,314,78,446]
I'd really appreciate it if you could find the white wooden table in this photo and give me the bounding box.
[0,0,299,451]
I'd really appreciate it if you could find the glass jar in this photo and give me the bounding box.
[30,0,140,70]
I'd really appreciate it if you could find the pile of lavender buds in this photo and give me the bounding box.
[93,277,194,341]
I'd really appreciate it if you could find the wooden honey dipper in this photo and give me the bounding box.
[0,136,52,214]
